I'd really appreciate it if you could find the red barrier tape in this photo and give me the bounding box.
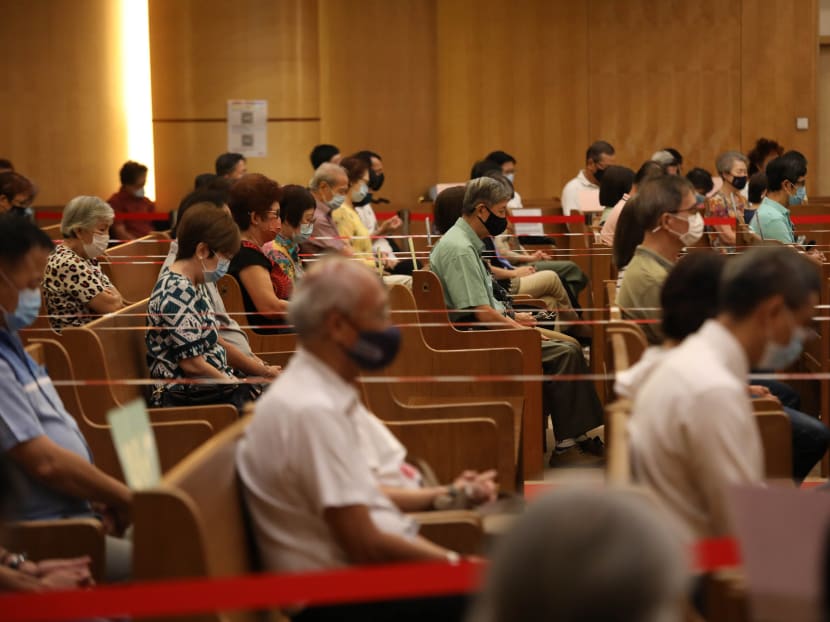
[0,561,483,622]
[691,537,741,573]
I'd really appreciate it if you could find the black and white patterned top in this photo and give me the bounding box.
[43,244,115,333]
[145,270,233,402]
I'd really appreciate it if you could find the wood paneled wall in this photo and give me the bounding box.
[1,0,819,209]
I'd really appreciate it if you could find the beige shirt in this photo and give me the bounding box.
[617,246,674,345]
[628,320,764,543]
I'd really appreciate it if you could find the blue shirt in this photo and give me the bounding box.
[0,329,93,520]
[749,196,795,244]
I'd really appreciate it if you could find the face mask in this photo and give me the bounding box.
[789,185,807,207]
[505,172,515,184]
[346,325,401,370]
[201,256,230,283]
[758,326,806,370]
[327,192,346,211]
[593,167,606,184]
[0,271,41,332]
[368,170,384,192]
[294,222,314,243]
[83,232,110,258]
[134,188,145,199]
[351,182,369,203]
[730,175,748,191]
[695,193,706,204]
[478,206,509,236]
[668,211,704,246]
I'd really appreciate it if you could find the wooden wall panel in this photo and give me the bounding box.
[0,0,127,206]
[317,0,437,206]
[435,0,590,200]
[588,0,742,176]
[741,0,818,180]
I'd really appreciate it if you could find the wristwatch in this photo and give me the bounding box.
[5,552,28,570]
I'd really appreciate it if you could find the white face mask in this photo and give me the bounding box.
[83,231,110,258]
[667,211,704,246]
[758,325,807,370]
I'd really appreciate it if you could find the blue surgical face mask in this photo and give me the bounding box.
[505,172,515,184]
[346,325,401,370]
[0,270,41,331]
[351,182,369,203]
[327,192,346,211]
[294,222,314,243]
[789,185,807,207]
[758,326,806,370]
[202,256,230,283]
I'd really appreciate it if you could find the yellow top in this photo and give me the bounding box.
[332,205,375,267]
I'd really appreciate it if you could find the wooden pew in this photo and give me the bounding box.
[61,298,237,431]
[411,270,544,479]
[101,232,171,303]
[41,223,63,241]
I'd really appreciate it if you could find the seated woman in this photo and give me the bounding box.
[597,165,634,227]
[146,204,255,409]
[706,151,759,251]
[0,215,132,582]
[600,160,664,248]
[263,184,316,293]
[42,196,124,332]
[227,174,292,334]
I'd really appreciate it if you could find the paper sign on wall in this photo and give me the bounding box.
[107,399,161,490]
[227,99,268,157]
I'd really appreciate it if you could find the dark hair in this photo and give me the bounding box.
[748,173,768,204]
[782,150,808,168]
[470,159,502,180]
[719,247,819,320]
[194,173,217,189]
[354,150,381,165]
[612,176,694,269]
[661,252,726,341]
[685,167,714,195]
[434,186,466,234]
[0,213,54,267]
[175,203,241,260]
[598,166,634,208]
[634,160,665,186]
[172,189,229,238]
[340,156,369,185]
[663,148,683,165]
[765,156,807,192]
[586,141,615,164]
[484,151,516,167]
[228,174,282,230]
[280,184,316,228]
[215,152,246,177]
[0,159,13,171]
[0,172,34,203]
[747,138,784,175]
[119,161,147,186]
[310,144,340,169]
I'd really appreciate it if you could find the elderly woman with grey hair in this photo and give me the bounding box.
[705,151,760,251]
[42,195,124,332]
[467,489,688,622]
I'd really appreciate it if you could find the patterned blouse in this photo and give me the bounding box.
[331,205,376,268]
[145,270,234,403]
[43,244,116,333]
[704,190,749,249]
[263,233,302,294]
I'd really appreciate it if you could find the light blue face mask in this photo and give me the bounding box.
[202,256,230,284]
[758,326,806,370]
[788,185,807,207]
[134,187,145,199]
[0,270,41,331]
[294,222,314,243]
[505,172,515,184]
[351,182,369,203]
[327,193,346,210]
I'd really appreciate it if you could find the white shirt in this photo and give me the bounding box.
[236,347,417,573]
[628,320,764,543]
[561,170,598,216]
[355,409,422,490]
[507,189,523,210]
[354,204,396,259]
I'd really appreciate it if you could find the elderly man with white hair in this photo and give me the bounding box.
[42,195,124,332]
[300,162,353,260]
[237,257,468,620]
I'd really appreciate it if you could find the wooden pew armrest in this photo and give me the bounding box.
[7,518,106,582]
[409,510,483,555]
[148,405,237,432]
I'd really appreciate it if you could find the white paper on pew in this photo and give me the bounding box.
[730,484,830,622]
[577,189,602,213]
[513,208,545,237]
[107,399,161,490]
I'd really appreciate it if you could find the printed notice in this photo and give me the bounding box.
[227,99,268,157]
[107,399,161,490]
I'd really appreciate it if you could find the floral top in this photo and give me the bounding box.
[263,233,302,293]
[705,190,749,249]
[43,244,116,333]
[145,271,234,403]
[331,205,376,268]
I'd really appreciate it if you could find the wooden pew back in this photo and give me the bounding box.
[102,232,171,302]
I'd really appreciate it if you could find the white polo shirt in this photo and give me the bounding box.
[628,320,764,543]
[561,170,598,216]
[236,347,417,573]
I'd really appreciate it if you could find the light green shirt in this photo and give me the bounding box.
[618,246,674,345]
[749,196,795,244]
[429,218,504,320]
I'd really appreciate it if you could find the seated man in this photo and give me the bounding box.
[561,141,615,216]
[429,177,604,467]
[0,214,132,582]
[237,257,468,620]
[107,160,156,241]
[629,247,820,542]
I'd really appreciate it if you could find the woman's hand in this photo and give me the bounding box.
[378,215,402,235]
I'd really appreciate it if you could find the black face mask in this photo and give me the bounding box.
[593,167,606,184]
[478,206,508,236]
[369,170,385,191]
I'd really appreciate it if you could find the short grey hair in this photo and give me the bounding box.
[651,150,676,167]
[461,176,513,216]
[715,151,749,176]
[60,196,114,238]
[466,488,687,622]
[309,162,347,191]
[288,256,376,340]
